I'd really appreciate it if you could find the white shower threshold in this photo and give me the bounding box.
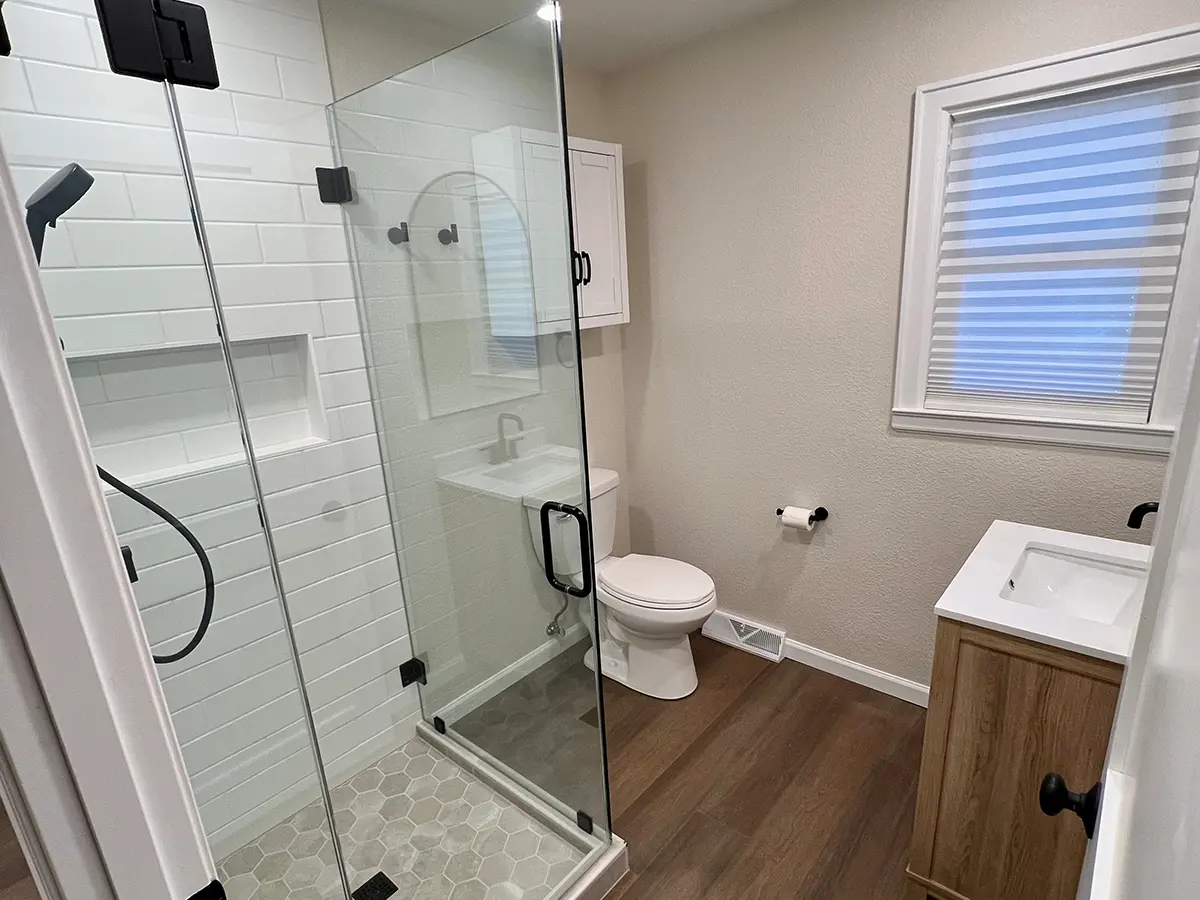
[417,723,627,900]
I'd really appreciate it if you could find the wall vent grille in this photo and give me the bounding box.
[702,611,786,662]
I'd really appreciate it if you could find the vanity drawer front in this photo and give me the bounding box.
[910,620,1121,900]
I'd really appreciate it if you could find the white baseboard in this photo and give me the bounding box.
[783,638,929,708]
[437,624,587,723]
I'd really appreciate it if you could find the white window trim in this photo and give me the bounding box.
[893,23,1200,456]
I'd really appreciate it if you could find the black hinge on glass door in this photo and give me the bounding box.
[399,657,427,687]
[93,0,219,89]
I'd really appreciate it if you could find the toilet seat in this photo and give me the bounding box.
[597,554,715,609]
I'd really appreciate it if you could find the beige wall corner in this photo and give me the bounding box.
[565,67,632,556]
[318,0,474,99]
[581,327,631,556]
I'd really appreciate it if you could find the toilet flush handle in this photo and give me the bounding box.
[539,501,593,598]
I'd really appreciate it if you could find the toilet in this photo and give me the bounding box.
[525,468,716,700]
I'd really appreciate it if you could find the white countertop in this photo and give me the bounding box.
[935,520,1151,664]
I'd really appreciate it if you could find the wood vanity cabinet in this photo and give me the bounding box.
[906,619,1123,900]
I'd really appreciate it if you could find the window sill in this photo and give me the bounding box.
[891,407,1173,456]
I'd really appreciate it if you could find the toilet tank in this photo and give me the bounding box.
[524,468,619,578]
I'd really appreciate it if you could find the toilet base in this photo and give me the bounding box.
[583,631,699,701]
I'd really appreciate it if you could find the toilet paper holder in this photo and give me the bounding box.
[776,506,829,527]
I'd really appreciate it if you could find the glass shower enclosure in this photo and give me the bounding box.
[0,3,609,900]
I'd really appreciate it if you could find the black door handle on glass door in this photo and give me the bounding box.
[539,501,592,598]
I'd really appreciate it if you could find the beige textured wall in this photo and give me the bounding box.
[607,0,1191,684]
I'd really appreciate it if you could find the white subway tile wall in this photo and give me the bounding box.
[0,0,420,859]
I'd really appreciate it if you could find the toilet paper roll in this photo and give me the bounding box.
[779,506,816,532]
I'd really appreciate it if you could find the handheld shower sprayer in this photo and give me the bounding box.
[25,163,94,265]
[26,163,216,664]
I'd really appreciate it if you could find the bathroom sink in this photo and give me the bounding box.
[1001,544,1144,627]
[935,520,1151,664]
[485,452,580,488]
[435,437,583,501]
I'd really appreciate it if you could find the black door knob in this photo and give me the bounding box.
[1039,773,1102,839]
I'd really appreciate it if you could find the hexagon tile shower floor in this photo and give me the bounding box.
[217,739,584,900]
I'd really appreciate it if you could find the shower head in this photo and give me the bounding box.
[25,163,93,264]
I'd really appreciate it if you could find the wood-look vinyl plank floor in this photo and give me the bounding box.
[0,801,38,900]
[603,637,925,900]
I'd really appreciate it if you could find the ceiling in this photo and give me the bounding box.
[558,0,796,72]
[363,0,797,73]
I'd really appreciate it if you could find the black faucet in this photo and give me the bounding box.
[1128,502,1159,529]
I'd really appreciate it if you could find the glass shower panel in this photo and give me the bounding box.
[0,12,346,900]
[166,1,418,889]
[330,11,611,840]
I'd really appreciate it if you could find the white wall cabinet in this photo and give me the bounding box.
[520,134,630,332]
[569,141,628,327]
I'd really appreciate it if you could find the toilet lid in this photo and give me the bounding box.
[598,554,715,608]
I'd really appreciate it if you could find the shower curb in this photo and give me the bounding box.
[415,723,626,900]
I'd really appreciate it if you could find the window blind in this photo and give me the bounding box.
[927,74,1200,423]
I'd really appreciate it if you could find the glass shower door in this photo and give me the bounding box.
[330,10,610,840]
[0,12,349,900]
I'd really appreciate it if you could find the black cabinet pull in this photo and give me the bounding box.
[572,251,584,287]
[581,251,592,285]
[539,501,592,598]
[1039,773,1101,839]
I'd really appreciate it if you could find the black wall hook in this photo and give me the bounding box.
[438,223,459,245]
[388,222,409,244]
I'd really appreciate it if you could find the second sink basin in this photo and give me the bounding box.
[1001,543,1144,626]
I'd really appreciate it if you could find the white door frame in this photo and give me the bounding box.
[0,576,112,900]
[0,141,214,900]
[1082,299,1200,897]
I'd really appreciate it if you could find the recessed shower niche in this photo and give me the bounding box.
[67,335,328,484]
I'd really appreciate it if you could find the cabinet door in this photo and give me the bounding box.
[522,139,574,325]
[570,149,622,319]
[911,621,1121,900]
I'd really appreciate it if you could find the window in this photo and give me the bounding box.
[893,26,1200,454]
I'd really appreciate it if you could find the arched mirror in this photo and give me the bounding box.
[407,171,542,417]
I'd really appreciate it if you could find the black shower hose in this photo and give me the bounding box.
[96,465,215,664]
[24,167,214,665]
